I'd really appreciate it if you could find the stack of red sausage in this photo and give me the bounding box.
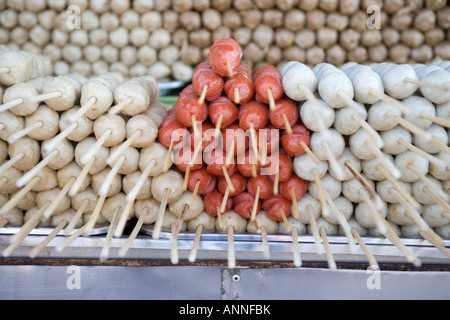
[158,38,310,227]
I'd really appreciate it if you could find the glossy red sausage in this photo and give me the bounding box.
[158,118,188,150]
[262,195,291,222]
[257,124,280,156]
[233,192,261,219]
[188,167,217,195]
[252,65,284,105]
[238,100,269,131]
[204,189,233,216]
[192,61,224,101]
[281,124,311,157]
[208,96,239,129]
[247,175,273,200]
[160,108,177,128]
[222,123,249,156]
[264,152,293,182]
[237,150,261,178]
[224,64,254,105]
[173,147,203,172]
[279,175,309,202]
[206,149,236,176]
[218,172,246,197]
[207,38,243,77]
[175,85,209,127]
[189,120,219,152]
[269,98,299,131]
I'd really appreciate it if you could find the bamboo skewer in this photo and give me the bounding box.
[65,199,89,234]
[152,188,170,240]
[188,224,204,263]
[320,226,337,270]
[29,220,67,258]
[100,207,121,262]
[291,226,302,268]
[306,205,325,254]
[108,97,133,115]
[351,228,379,271]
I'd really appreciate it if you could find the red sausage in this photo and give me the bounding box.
[206,149,236,176]
[247,175,273,200]
[222,123,249,156]
[173,147,203,172]
[262,195,292,222]
[264,152,293,182]
[158,118,188,150]
[208,96,239,129]
[257,124,280,156]
[279,175,309,202]
[187,167,217,195]
[218,172,246,197]
[281,124,311,157]
[252,65,284,105]
[192,61,225,101]
[238,100,269,131]
[204,189,233,216]
[160,108,177,127]
[269,98,299,131]
[189,120,219,152]
[224,64,254,105]
[237,149,261,178]
[233,192,261,219]
[207,38,243,77]
[175,85,209,127]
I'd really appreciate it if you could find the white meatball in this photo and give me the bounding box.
[282,62,318,102]
[135,198,160,225]
[401,224,422,239]
[59,107,94,142]
[168,191,204,222]
[0,110,24,141]
[380,126,411,156]
[310,129,345,161]
[429,151,450,180]
[329,147,362,181]
[367,100,401,131]
[355,198,388,229]
[422,204,449,228]
[361,153,395,181]
[342,174,375,203]
[52,209,82,228]
[333,102,367,136]
[139,142,171,177]
[295,193,321,225]
[308,217,338,235]
[247,210,279,234]
[101,193,134,223]
[402,96,435,130]
[92,168,122,198]
[57,162,90,191]
[300,99,335,132]
[339,218,368,236]
[151,170,184,204]
[7,137,40,171]
[293,153,329,181]
[109,145,139,175]
[309,173,342,200]
[162,210,187,232]
[377,179,412,204]
[395,151,429,183]
[25,105,59,141]
[371,63,419,99]
[216,211,247,233]
[435,224,450,240]
[125,114,158,148]
[322,196,353,225]
[93,114,127,147]
[187,211,216,233]
[32,166,58,192]
[74,137,109,175]
[24,207,51,228]
[349,128,376,160]
[387,204,415,226]
[41,138,75,171]
[413,124,449,154]
[71,188,98,215]
[436,101,450,122]
[122,171,152,200]
[278,216,307,235]
[340,63,384,105]
[369,220,401,237]
[36,188,71,216]
[1,207,23,226]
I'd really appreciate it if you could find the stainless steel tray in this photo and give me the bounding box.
[0,224,111,236]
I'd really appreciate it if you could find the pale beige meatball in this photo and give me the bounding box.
[135,198,160,225]
[355,199,388,229]
[247,210,279,234]
[422,204,449,228]
[216,211,247,233]
[387,204,415,226]
[339,218,367,236]
[161,210,187,232]
[7,137,40,171]
[187,211,216,233]
[52,208,82,228]
[169,191,204,222]
[0,164,21,194]
[93,114,127,148]
[151,170,184,204]
[1,207,23,226]
[0,110,24,141]
[342,174,375,203]
[91,168,122,198]
[24,207,51,228]
[41,138,74,171]
[109,146,139,175]
[139,143,171,177]
[122,171,152,200]
[32,167,58,192]
[25,105,59,141]
[36,188,71,216]
[57,162,90,192]
[11,189,35,211]
[101,193,133,223]
[125,115,158,149]
[308,217,338,235]
[71,188,99,215]
[322,196,353,225]
[74,137,109,175]
[59,107,94,142]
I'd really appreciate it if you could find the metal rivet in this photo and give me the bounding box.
[232,274,241,282]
